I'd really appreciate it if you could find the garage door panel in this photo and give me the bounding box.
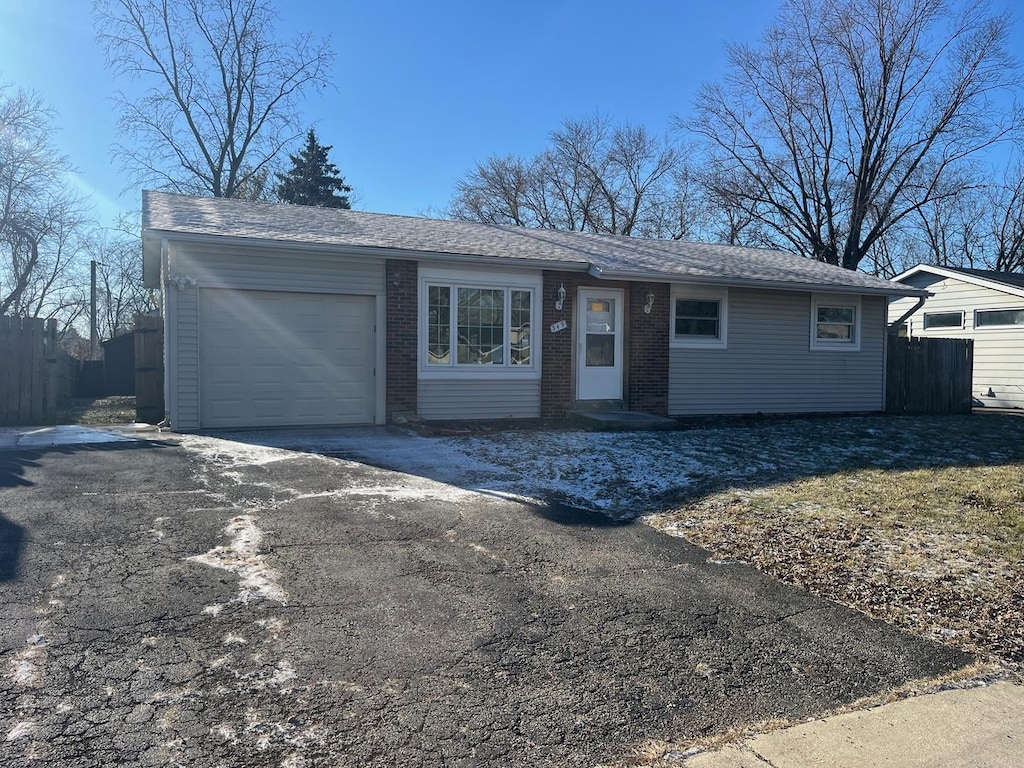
[199,289,375,428]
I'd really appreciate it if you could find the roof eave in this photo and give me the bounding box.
[594,268,927,297]
[893,263,1024,299]
[142,226,927,297]
[141,228,594,274]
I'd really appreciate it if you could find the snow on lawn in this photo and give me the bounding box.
[198,415,1024,520]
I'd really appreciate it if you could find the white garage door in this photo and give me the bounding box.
[199,289,375,428]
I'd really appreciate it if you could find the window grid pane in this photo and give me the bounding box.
[510,290,531,365]
[427,286,450,364]
[457,288,504,364]
[817,306,855,324]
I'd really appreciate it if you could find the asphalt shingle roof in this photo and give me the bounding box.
[142,191,921,296]
[942,267,1024,291]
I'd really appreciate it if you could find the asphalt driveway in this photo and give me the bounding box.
[1,428,969,767]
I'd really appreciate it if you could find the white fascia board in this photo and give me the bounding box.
[893,264,1024,299]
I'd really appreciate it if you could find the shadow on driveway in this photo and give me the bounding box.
[0,439,175,582]
[0,513,23,581]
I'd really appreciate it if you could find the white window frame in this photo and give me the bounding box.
[670,285,728,349]
[418,267,541,380]
[922,310,964,330]
[810,294,861,352]
[974,307,1024,329]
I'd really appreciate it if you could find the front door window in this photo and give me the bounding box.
[585,298,616,367]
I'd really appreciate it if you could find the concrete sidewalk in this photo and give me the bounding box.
[683,681,1023,768]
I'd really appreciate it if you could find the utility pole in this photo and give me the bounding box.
[90,260,102,359]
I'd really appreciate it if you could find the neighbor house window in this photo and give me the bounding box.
[422,279,535,370]
[670,286,728,348]
[923,311,963,329]
[810,294,861,351]
[975,308,1024,328]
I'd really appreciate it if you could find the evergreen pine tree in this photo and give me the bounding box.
[274,128,352,208]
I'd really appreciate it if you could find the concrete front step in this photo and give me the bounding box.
[567,409,677,431]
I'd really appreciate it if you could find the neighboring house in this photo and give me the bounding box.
[141,191,925,430]
[889,264,1024,410]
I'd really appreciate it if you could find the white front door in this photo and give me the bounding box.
[576,288,624,400]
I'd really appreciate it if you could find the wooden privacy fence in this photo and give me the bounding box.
[0,316,58,426]
[886,336,974,415]
[134,313,164,425]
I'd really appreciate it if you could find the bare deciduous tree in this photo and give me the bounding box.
[688,0,1020,271]
[0,85,88,328]
[95,0,334,199]
[85,213,154,340]
[450,115,700,239]
[988,162,1024,272]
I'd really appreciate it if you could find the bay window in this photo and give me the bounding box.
[423,278,536,371]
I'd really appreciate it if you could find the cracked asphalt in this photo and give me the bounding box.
[1,432,970,767]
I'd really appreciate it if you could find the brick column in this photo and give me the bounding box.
[627,281,669,415]
[541,270,579,417]
[385,259,418,420]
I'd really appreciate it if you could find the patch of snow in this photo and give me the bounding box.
[6,641,45,687]
[188,515,288,604]
[180,435,302,469]
[5,720,35,742]
[203,604,224,617]
[270,660,297,686]
[12,425,134,448]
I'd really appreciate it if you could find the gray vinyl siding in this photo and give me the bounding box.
[889,273,1024,409]
[669,289,886,415]
[166,242,385,430]
[175,287,201,430]
[418,379,541,420]
[174,242,385,294]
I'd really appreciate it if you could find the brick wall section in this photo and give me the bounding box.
[628,281,670,415]
[541,271,575,417]
[541,270,670,417]
[385,259,418,419]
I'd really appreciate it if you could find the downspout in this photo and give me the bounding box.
[888,296,926,334]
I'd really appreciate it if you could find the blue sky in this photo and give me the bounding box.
[0,1,1020,226]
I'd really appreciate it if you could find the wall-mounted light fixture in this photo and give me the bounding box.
[167,274,197,290]
[555,283,566,311]
[644,289,655,314]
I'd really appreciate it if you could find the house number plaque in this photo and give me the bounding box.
[549,320,568,333]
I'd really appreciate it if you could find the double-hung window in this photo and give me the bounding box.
[810,294,861,351]
[423,278,535,371]
[670,286,728,348]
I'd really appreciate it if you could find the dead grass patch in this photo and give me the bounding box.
[58,396,136,425]
[649,456,1024,663]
